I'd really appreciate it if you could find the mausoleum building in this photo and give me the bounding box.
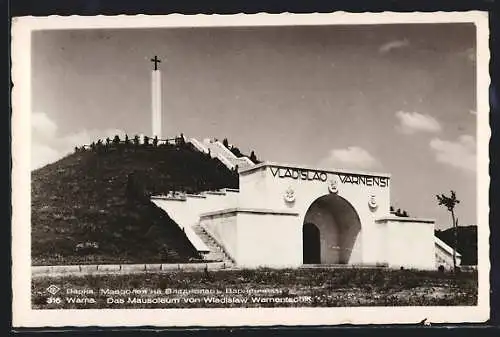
[151,138,460,270]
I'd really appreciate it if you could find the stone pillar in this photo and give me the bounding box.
[152,70,162,139]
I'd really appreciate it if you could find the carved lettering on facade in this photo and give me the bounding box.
[338,174,389,188]
[270,167,327,182]
[269,167,389,188]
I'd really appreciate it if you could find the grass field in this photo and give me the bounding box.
[32,267,478,309]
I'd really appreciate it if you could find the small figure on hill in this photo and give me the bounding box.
[105,137,111,146]
[392,207,410,217]
[231,146,242,157]
[124,134,130,146]
[133,135,140,146]
[153,136,158,147]
[249,150,258,163]
[144,135,150,146]
[203,264,211,279]
[222,138,229,148]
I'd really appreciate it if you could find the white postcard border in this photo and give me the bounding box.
[12,11,490,327]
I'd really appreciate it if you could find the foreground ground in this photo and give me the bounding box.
[32,267,477,309]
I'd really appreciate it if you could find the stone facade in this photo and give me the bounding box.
[153,158,459,270]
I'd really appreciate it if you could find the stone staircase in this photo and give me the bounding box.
[186,137,256,172]
[202,138,255,172]
[192,223,234,264]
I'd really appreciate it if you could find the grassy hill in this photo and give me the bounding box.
[435,225,477,265]
[31,141,239,266]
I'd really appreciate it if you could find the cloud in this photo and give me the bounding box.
[429,135,476,173]
[31,144,61,171]
[395,111,442,134]
[31,112,126,170]
[32,112,58,140]
[320,146,379,170]
[379,39,410,54]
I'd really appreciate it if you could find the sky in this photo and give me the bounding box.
[31,23,477,230]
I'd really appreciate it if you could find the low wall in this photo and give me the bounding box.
[151,197,210,253]
[435,236,462,269]
[151,197,192,226]
[32,262,231,277]
[152,192,238,228]
[236,211,301,268]
[376,216,436,270]
[200,208,300,268]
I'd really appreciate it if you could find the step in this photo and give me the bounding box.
[192,224,233,263]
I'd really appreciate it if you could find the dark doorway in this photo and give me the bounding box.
[303,222,321,264]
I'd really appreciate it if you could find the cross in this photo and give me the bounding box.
[151,55,161,71]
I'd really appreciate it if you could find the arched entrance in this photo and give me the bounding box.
[302,194,362,264]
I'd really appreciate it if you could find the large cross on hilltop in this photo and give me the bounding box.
[151,55,162,139]
[151,55,161,71]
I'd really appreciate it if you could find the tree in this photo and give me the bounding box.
[402,210,408,217]
[112,135,120,145]
[96,139,104,154]
[390,206,395,213]
[222,138,229,148]
[437,190,461,271]
[133,135,140,146]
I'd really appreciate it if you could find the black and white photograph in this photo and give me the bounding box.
[12,12,490,327]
